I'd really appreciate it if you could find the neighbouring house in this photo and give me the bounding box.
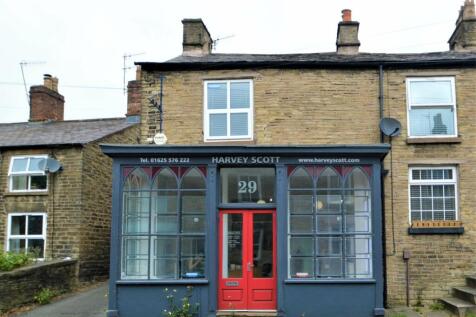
[0,74,140,280]
[102,1,476,316]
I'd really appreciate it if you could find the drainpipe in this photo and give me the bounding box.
[379,65,384,142]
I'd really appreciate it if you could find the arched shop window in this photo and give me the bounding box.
[288,166,372,279]
[121,166,207,280]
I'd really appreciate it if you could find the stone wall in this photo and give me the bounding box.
[0,259,78,313]
[79,124,139,280]
[139,66,476,306]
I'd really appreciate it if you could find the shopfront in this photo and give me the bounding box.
[102,145,389,317]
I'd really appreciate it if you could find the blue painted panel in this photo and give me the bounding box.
[117,285,209,317]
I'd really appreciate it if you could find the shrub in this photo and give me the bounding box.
[429,301,445,311]
[0,251,33,272]
[34,288,57,305]
[162,286,199,317]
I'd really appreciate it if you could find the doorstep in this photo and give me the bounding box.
[216,310,278,317]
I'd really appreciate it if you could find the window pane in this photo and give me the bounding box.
[290,257,314,278]
[290,215,313,233]
[182,215,205,233]
[317,168,341,188]
[11,158,28,173]
[11,216,26,235]
[230,82,250,109]
[207,83,227,109]
[410,80,453,105]
[346,258,371,278]
[409,107,455,136]
[210,114,227,137]
[153,169,177,190]
[223,214,243,278]
[181,168,205,189]
[154,237,177,257]
[9,239,26,253]
[289,168,313,188]
[30,175,47,190]
[152,191,177,214]
[290,237,314,256]
[316,215,341,233]
[153,259,177,279]
[182,191,206,213]
[345,215,370,233]
[123,194,149,234]
[345,236,371,256]
[28,157,46,172]
[344,192,370,213]
[253,214,273,278]
[316,191,341,213]
[316,237,342,256]
[11,175,27,191]
[221,168,275,204]
[181,237,205,257]
[317,257,342,277]
[124,168,150,190]
[28,239,44,258]
[28,216,43,235]
[230,113,248,136]
[181,237,205,278]
[289,190,313,214]
[123,237,149,278]
[155,216,178,233]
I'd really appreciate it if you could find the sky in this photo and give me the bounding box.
[0,0,463,123]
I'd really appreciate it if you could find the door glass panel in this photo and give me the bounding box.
[253,214,273,278]
[222,214,243,278]
[221,168,275,204]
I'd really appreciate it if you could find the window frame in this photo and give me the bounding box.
[407,166,459,223]
[406,77,458,138]
[203,79,254,142]
[8,155,48,192]
[6,212,47,260]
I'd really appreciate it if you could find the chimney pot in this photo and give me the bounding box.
[342,9,352,22]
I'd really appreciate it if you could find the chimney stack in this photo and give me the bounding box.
[336,9,360,55]
[182,19,212,56]
[29,74,64,122]
[449,0,476,51]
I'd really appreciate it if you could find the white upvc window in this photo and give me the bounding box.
[7,213,47,259]
[8,155,48,192]
[204,79,253,141]
[406,77,457,138]
[408,166,458,222]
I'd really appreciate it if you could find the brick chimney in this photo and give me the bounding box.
[449,0,476,51]
[182,19,212,56]
[336,9,360,55]
[125,66,142,123]
[29,74,64,122]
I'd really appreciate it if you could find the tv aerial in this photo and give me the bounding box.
[379,117,401,137]
[19,60,46,105]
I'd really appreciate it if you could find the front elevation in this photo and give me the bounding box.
[103,145,389,317]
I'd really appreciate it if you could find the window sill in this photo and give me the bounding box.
[408,227,464,235]
[4,191,49,197]
[406,137,462,144]
[116,279,209,285]
[203,139,255,145]
[285,278,376,284]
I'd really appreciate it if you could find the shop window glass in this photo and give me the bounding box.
[121,166,207,280]
[288,166,373,279]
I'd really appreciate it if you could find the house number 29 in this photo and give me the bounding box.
[238,180,257,193]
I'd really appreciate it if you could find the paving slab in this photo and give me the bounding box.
[14,282,108,317]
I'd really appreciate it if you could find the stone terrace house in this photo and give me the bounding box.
[102,1,476,316]
[0,75,139,280]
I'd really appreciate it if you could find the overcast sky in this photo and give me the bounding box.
[0,0,463,123]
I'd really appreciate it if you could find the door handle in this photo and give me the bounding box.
[247,262,254,272]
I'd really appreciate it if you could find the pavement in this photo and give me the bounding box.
[385,307,451,317]
[14,282,108,317]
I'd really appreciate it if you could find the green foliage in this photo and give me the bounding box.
[0,251,33,271]
[390,313,407,317]
[162,286,199,317]
[465,311,476,317]
[429,301,445,311]
[34,288,57,305]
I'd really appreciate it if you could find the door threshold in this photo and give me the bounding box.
[216,310,278,317]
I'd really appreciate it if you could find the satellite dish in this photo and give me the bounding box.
[380,117,401,137]
[38,158,62,173]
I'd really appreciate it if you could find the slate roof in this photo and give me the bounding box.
[137,51,476,70]
[0,118,136,148]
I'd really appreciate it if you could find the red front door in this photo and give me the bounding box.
[218,210,276,311]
